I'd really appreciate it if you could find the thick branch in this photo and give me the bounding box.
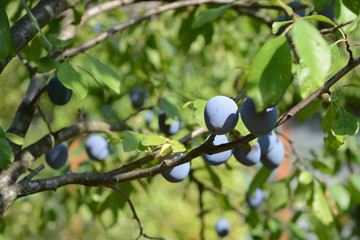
[0,0,80,75]
[16,57,360,198]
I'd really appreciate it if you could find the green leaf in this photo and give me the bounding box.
[21,0,52,52]
[350,174,360,193]
[334,0,357,24]
[193,99,207,127]
[311,161,333,175]
[294,184,313,207]
[248,166,272,197]
[298,171,313,185]
[272,20,292,35]
[313,0,333,11]
[292,20,331,85]
[46,34,73,48]
[160,143,172,156]
[141,135,167,146]
[323,133,345,149]
[301,15,336,26]
[86,54,121,94]
[247,35,292,111]
[205,164,222,190]
[268,181,289,211]
[37,57,59,73]
[298,60,318,99]
[191,3,233,28]
[330,183,350,211]
[311,182,333,225]
[0,127,13,168]
[57,62,88,101]
[0,6,12,59]
[5,132,24,145]
[322,104,338,133]
[158,98,180,124]
[298,99,323,123]
[288,222,306,240]
[121,131,143,152]
[331,107,359,136]
[170,140,186,153]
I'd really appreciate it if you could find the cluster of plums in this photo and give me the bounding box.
[45,134,110,169]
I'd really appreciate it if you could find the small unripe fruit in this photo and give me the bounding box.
[215,218,231,237]
[85,134,109,161]
[47,76,72,105]
[45,144,68,169]
[246,188,264,209]
[202,134,232,166]
[240,97,278,137]
[158,113,181,136]
[204,95,239,135]
[261,138,284,170]
[234,141,261,166]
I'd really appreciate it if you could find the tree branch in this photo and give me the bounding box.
[0,0,81,75]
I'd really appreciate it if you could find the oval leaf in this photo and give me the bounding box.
[86,54,121,94]
[57,62,88,101]
[293,20,331,85]
[191,3,233,29]
[0,127,13,168]
[247,35,292,111]
[311,182,333,225]
[331,107,359,136]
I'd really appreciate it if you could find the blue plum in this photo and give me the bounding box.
[234,141,261,166]
[158,113,181,136]
[318,4,336,28]
[246,188,264,209]
[240,97,278,137]
[161,160,190,183]
[215,218,231,237]
[47,75,73,105]
[204,95,239,135]
[202,134,232,166]
[85,134,110,161]
[258,130,277,156]
[130,87,147,109]
[260,138,284,170]
[45,144,68,169]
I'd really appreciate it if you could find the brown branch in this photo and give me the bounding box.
[17,53,37,77]
[15,57,360,199]
[320,21,353,35]
[108,185,166,240]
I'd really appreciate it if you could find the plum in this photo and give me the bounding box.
[246,188,264,209]
[234,141,261,166]
[215,218,231,237]
[158,113,181,136]
[45,143,68,169]
[260,138,284,169]
[85,134,109,161]
[47,75,72,105]
[204,95,239,135]
[202,134,232,166]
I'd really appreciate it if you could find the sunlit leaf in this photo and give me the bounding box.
[331,107,359,136]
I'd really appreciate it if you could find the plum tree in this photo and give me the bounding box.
[258,130,277,156]
[46,75,73,105]
[246,188,264,209]
[45,144,68,169]
[85,134,110,161]
[158,113,181,136]
[130,87,148,109]
[204,95,239,135]
[240,97,278,137]
[202,134,232,165]
[260,138,285,170]
[233,141,261,166]
[161,160,190,183]
[215,218,231,237]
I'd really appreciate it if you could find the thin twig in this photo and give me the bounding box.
[108,184,166,240]
[37,106,53,133]
[320,20,353,35]
[17,53,37,77]
[24,164,45,181]
[234,88,246,103]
